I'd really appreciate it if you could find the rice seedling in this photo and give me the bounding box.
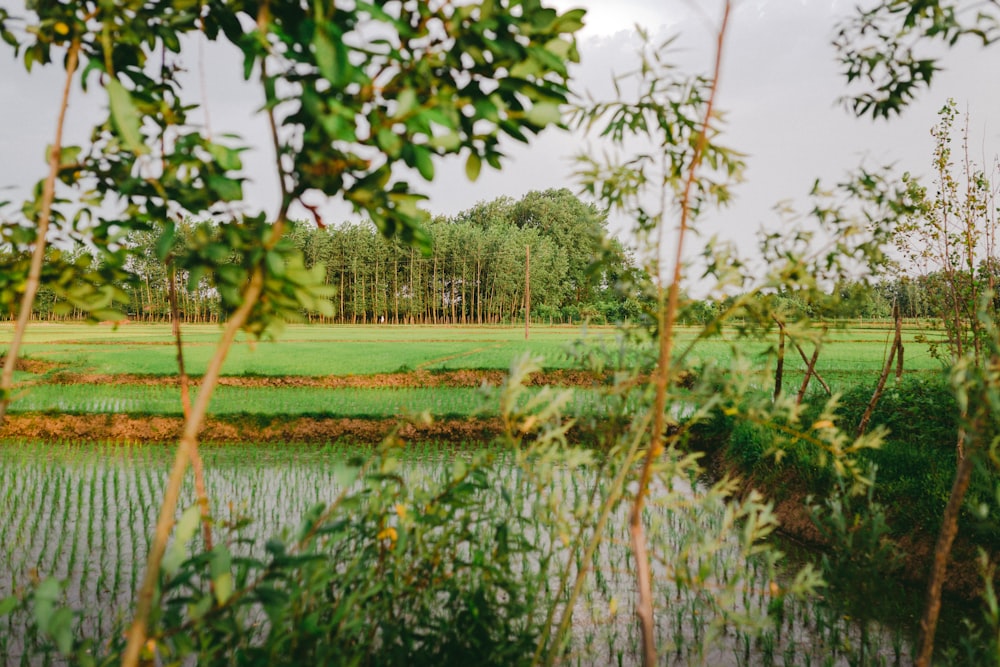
[0,437,933,665]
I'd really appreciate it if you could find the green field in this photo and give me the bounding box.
[1,324,598,375]
[0,321,967,664]
[0,322,950,423]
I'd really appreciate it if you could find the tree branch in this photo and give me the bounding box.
[0,38,80,425]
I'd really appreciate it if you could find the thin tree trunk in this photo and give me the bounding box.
[856,336,899,437]
[524,244,530,340]
[894,300,904,381]
[476,260,482,324]
[916,436,975,667]
[773,327,785,401]
[339,264,345,323]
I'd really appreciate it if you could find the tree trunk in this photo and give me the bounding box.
[916,438,976,667]
[856,336,899,437]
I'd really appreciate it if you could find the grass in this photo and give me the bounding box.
[4,383,650,419]
[721,375,1000,549]
[0,323,609,375]
[0,321,948,381]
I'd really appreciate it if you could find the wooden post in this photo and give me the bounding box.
[524,244,531,340]
[773,326,785,401]
[894,300,904,381]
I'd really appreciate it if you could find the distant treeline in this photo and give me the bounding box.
[677,269,1000,325]
[22,189,650,325]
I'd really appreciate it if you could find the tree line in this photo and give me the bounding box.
[19,189,647,325]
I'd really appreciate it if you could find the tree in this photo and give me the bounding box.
[838,4,1000,665]
[0,2,585,662]
[511,188,607,305]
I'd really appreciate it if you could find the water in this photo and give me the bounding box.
[0,441,944,665]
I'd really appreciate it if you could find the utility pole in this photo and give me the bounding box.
[524,244,530,340]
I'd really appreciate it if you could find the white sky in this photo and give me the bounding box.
[2,0,999,274]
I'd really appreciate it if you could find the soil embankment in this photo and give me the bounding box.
[0,413,508,444]
[45,369,609,389]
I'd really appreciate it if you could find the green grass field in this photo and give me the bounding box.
[1,323,599,375]
[0,321,951,421]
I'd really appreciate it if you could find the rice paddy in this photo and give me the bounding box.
[0,440,916,665]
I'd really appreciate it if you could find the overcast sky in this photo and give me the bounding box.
[2,0,999,267]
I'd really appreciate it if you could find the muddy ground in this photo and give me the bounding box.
[0,412,513,444]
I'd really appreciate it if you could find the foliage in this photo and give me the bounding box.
[0,1,587,663]
[8,1,1000,666]
[808,471,904,663]
[835,0,1000,119]
[893,100,1000,365]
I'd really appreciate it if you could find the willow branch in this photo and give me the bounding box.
[122,268,264,667]
[0,38,80,425]
[629,4,732,665]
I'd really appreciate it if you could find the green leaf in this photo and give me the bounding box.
[412,145,434,181]
[106,79,147,155]
[164,504,201,577]
[0,596,17,617]
[396,88,418,116]
[52,302,72,316]
[264,250,286,278]
[188,594,213,620]
[58,145,82,168]
[48,607,74,655]
[156,223,176,261]
[465,152,482,181]
[206,142,243,171]
[334,463,360,488]
[314,25,347,86]
[32,578,60,631]
[90,308,126,322]
[206,173,243,202]
[314,296,335,317]
[526,102,563,127]
[211,545,234,606]
[452,458,467,481]
[554,8,587,34]
[376,128,403,158]
[427,131,461,151]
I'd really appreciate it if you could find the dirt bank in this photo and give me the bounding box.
[46,368,610,389]
[703,447,994,602]
[0,413,510,444]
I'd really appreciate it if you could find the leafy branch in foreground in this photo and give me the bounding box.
[835,0,1000,119]
[0,1,585,664]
